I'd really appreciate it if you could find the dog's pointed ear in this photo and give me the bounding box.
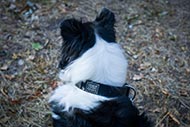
[60,19,83,43]
[94,8,115,29]
[94,8,116,42]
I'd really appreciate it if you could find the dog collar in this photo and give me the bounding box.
[76,80,136,100]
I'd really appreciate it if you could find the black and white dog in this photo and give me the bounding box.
[49,8,152,127]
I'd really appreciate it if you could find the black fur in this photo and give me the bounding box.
[59,19,95,69]
[94,8,116,43]
[51,97,152,127]
[59,8,116,69]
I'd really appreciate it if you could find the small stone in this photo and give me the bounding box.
[151,67,157,72]
[18,59,24,66]
[128,24,133,29]
[132,55,139,59]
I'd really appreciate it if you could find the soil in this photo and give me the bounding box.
[0,0,190,127]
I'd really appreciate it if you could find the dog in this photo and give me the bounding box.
[49,8,152,127]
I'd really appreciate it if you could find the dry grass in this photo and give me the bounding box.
[0,0,190,127]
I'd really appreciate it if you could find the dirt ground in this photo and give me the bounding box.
[0,0,189,127]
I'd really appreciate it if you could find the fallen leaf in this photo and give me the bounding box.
[169,113,180,125]
[27,55,35,60]
[5,75,15,80]
[152,108,161,113]
[180,46,186,51]
[132,73,144,81]
[0,64,9,70]
[51,80,58,90]
[28,90,42,100]
[9,98,22,104]
[1,88,9,98]
[32,42,43,50]
[186,68,190,74]
[158,11,168,17]
[179,90,188,97]
[168,32,177,41]
[20,1,38,18]
[12,53,19,59]
[161,89,169,96]
[58,4,67,13]
[138,62,151,70]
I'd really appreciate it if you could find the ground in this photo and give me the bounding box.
[0,0,190,127]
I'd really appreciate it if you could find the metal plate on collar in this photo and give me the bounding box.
[85,81,100,94]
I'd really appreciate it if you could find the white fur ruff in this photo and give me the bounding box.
[49,83,108,112]
[49,35,128,113]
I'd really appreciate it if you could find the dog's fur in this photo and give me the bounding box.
[49,8,152,127]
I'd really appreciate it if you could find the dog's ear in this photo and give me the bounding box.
[94,8,116,42]
[60,19,83,43]
[59,19,96,69]
[94,8,115,29]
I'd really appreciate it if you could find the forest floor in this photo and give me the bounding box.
[0,0,190,127]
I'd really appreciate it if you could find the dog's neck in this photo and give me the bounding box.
[59,35,128,87]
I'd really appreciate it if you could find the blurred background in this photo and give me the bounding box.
[0,0,190,127]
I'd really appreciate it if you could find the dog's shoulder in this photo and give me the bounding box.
[85,96,152,127]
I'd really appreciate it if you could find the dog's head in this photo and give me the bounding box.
[59,8,116,69]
